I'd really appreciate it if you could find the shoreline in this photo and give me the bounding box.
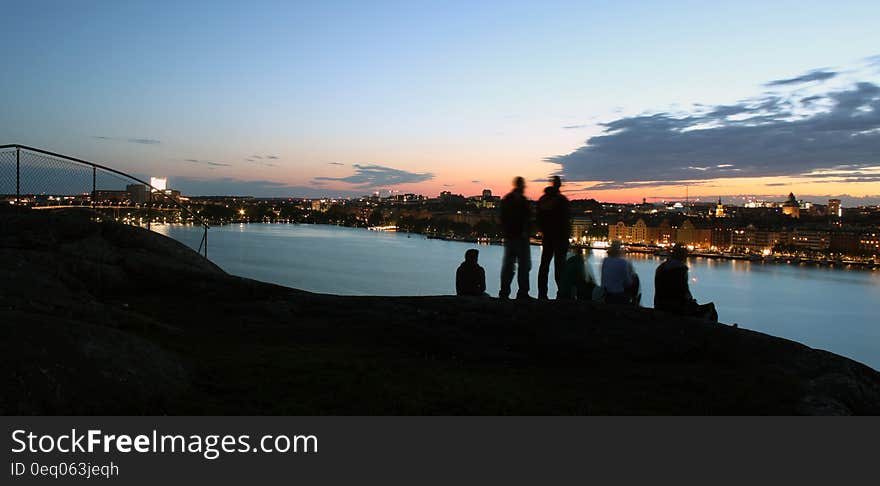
[193,221,880,271]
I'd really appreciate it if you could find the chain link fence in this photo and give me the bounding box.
[0,144,209,257]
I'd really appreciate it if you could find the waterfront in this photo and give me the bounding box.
[156,223,880,370]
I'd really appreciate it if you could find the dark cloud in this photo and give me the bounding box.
[562,124,588,129]
[765,69,838,86]
[266,155,279,160]
[328,162,345,166]
[183,158,231,167]
[93,136,161,145]
[314,164,434,189]
[548,80,880,188]
[471,180,481,183]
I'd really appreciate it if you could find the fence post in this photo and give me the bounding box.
[15,146,20,205]
[147,189,151,230]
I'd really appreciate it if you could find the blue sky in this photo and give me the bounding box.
[2,1,879,203]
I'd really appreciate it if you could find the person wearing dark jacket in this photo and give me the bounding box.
[654,244,718,321]
[499,176,532,299]
[536,176,571,299]
[558,248,596,300]
[456,249,487,296]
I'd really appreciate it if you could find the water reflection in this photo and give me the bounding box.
[157,223,880,370]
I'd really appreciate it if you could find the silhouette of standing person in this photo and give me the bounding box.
[499,176,532,299]
[536,176,570,299]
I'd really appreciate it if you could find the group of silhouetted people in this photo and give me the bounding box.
[455,176,717,322]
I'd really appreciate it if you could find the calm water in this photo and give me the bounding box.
[156,223,880,370]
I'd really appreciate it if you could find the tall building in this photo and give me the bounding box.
[828,199,842,218]
[150,177,167,192]
[570,216,592,243]
[126,184,147,204]
[714,197,725,218]
[782,192,800,218]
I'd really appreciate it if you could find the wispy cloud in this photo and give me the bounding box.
[328,162,345,166]
[562,124,588,129]
[183,158,231,167]
[93,136,161,145]
[765,69,838,86]
[314,164,434,189]
[245,154,280,167]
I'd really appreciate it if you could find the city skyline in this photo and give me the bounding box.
[2,1,880,204]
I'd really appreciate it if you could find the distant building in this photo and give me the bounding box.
[830,231,860,254]
[150,177,167,192]
[127,184,147,204]
[787,229,830,252]
[607,218,714,247]
[92,190,129,203]
[570,216,592,243]
[860,232,880,254]
[711,223,733,250]
[782,192,800,218]
[828,199,842,218]
[731,225,783,253]
[311,199,329,212]
[714,198,725,218]
[675,219,712,247]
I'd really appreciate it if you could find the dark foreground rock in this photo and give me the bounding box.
[2,208,879,415]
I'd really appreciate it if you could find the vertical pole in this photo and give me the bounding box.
[92,166,96,209]
[147,188,152,230]
[15,147,20,205]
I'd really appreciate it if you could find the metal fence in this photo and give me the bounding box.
[0,144,209,258]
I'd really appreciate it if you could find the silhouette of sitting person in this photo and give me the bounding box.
[654,244,718,322]
[558,248,596,300]
[601,241,640,305]
[456,249,487,296]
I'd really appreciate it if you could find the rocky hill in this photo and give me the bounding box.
[2,207,879,414]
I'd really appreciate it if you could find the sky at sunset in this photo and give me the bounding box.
[2,1,880,205]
